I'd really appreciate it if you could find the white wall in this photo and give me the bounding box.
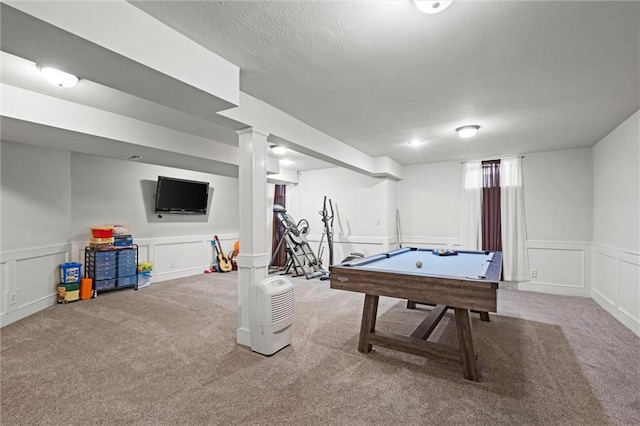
[592,110,640,336]
[520,149,593,296]
[398,161,462,247]
[290,151,594,296]
[2,141,71,250]
[1,143,241,327]
[524,149,593,242]
[384,149,593,296]
[70,153,239,281]
[70,153,238,239]
[1,141,72,325]
[287,168,396,267]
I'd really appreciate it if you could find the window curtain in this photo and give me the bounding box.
[461,161,483,250]
[500,157,529,281]
[481,160,502,252]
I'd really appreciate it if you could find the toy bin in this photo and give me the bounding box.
[137,272,152,289]
[91,226,113,238]
[57,283,80,303]
[114,236,133,247]
[60,262,82,284]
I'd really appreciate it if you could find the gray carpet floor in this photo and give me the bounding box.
[1,272,639,425]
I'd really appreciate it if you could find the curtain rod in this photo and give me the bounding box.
[460,155,525,164]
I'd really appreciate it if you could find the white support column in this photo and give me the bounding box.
[236,128,270,348]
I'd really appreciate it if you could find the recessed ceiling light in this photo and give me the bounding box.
[408,139,424,146]
[271,146,287,156]
[456,125,480,138]
[39,66,79,88]
[412,0,453,14]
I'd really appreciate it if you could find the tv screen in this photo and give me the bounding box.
[154,176,209,214]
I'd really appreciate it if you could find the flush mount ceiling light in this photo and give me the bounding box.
[271,146,287,156]
[412,0,453,14]
[39,66,79,88]
[456,125,480,138]
[408,139,424,146]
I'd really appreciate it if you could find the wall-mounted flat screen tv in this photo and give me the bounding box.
[154,176,209,214]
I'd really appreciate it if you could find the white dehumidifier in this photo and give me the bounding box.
[252,276,295,355]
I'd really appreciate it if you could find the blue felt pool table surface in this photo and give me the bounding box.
[345,247,501,282]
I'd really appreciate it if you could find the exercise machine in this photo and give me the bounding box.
[269,204,327,279]
[318,196,334,267]
[318,196,364,280]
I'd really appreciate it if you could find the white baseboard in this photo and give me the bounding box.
[151,266,208,283]
[591,243,640,337]
[0,295,56,328]
[592,290,640,337]
[516,282,591,298]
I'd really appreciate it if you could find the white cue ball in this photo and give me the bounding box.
[416,261,423,268]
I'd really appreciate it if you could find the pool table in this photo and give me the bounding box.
[330,247,502,381]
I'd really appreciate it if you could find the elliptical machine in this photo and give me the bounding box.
[318,196,364,280]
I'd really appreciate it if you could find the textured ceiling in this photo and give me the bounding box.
[131,0,639,165]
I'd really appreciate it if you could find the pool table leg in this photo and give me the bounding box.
[358,294,379,353]
[454,307,480,382]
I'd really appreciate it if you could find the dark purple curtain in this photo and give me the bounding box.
[482,160,502,252]
[271,185,287,267]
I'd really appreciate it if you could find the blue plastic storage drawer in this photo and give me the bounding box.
[93,251,116,262]
[118,249,136,261]
[92,267,116,280]
[117,265,137,277]
[88,260,116,269]
[117,275,137,288]
[95,278,116,292]
[118,258,137,267]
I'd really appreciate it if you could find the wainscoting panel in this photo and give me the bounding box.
[592,244,639,336]
[593,250,619,304]
[155,240,205,275]
[1,244,70,327]
[619,259,640,324]
[519,241,591,297]
[528,247,585,288]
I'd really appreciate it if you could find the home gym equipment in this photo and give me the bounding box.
[318,196,335,267]
[318,196,364,281]
[269,204,327,279]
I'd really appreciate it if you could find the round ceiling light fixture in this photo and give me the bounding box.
[456,125,480,138]
[39,66,79,88]
[408,139,424,146]
[271,145,287,156]
[412,0,453,14]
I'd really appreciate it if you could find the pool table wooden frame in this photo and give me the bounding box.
[330,248,502,381]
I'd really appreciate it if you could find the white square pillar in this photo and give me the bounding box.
[236,128,270,347]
